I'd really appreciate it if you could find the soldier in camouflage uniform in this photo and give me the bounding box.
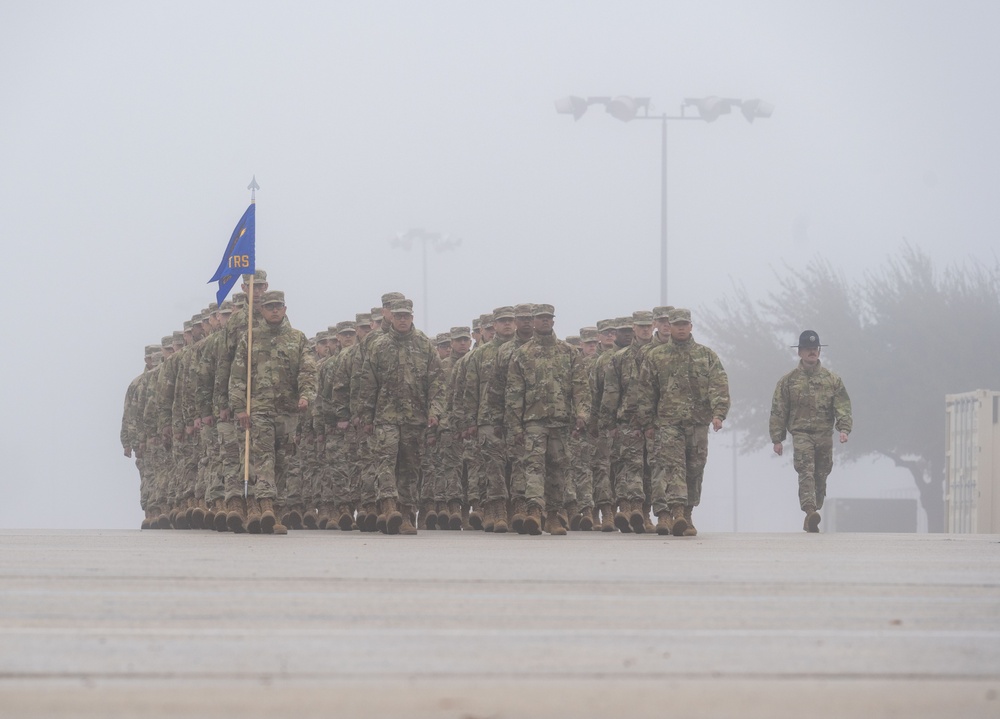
[485,303,535,532]
[196,301,233,530]
[301,330,335,528]
[651,306,673,348]
[432,326,472,529]
[769,330,852,533]
[229,290,317,535]
[358,298,445,535]
[589,319,618,531]
[566,327,601,530]
[635,308,730,537]
[141,335,179,528]
[316,320,360,531]
[505,304,590,536]
[459,306,517,533]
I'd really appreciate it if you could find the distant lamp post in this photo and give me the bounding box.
[555,94,774,304]
[388,228,461,330]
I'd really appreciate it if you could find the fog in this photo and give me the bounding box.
[2,1,997,531]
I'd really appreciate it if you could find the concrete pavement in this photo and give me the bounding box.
[1,528,998,718]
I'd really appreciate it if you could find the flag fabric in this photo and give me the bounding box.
[208,203,256,306]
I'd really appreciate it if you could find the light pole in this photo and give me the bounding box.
[555,95,774,305]
[388,228,461,330]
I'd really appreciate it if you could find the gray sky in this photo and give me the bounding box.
[2,0,997,531]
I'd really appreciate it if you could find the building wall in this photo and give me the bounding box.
[945,390,1000,534]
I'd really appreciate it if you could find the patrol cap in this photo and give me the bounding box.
[596,319,615,333]
[614,316,632,330]
[381,291,406,307]
[479,313,494,328]
[232,292,247,306]
[336,320,357,334]
[161,336,173,348]
[795,330,825,349]
[390,298,413,314]
[144,344,159,356]
[652,305,674,320]
[472,318,481,330]
[580,327,599,341]
[514,303,534,317]
[450,326,472,340]
[493,306,515,320]
[370,306,383,318]
[533,303,555,317]
[208,302,218,312]
[566,335,581,346]
[261,290,285,306]
[242,269,267,283]
[172,331,185,345]
[220,300,234,312]
[356,312,371,325]
[183,320,193,331]
[434,332,451,346]
[668,308,692,324]
[315,330,330,341]
[632,310,653,326]
[327,326,339,336]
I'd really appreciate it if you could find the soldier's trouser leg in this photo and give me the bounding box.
[463,439,483,505]
[523,423,569,512]
[419,435,436,504]
[613,427,646,503]
[792,431,832,510]
[246,413,276,500]
[590,431,614,507]
[271,415,298,502]
[683,425,709,507]
[568,433,595,511]
[327,431,352,506]
[358,432,377,506]
[196,427,215,502]
[373,424,423,507]
[219,420,246,501]
[508,437,528,499]
[652,425,687,514]
[437,431,463,502]
[478,426,509,503]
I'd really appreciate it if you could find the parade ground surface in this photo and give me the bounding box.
[1,529,998,718]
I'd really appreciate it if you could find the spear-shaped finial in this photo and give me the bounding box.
[248,175,260,203]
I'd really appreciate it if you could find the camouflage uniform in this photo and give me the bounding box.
[769,356,852,512]
[229,297,317,502]
[635,309,730,516]
[316,322,359,521]
[357,299,445,513]
[504,305,590,530]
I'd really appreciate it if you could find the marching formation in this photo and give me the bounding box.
[121,268,852,536]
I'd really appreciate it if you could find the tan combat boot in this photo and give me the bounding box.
[302,507,318,530]
[492,499,509,534]
[383,497,403,535]
[579,507,594,531]
[566,502,581,531]
[804,505,821,533]
[670,505,688,537]
[683,506,698,536]
[614,499,632,533]
[523,503,543,536]
[417,502,430,530]
[599,504,616,532]
[399,505,418,535]
[259,498,277,534]
[447,500,463,531]
[360,502,377,532]
[643,502,656,534]
[423,502,438,530]
[337,504,355,532]
[483,501,495,533]
[655,510,673,536]
[191,499,207,529]
[468,502,484,531]
[629,501,647,534]
[246,496,263,534]
[511,497,528,534]
[316,503,334,530]
[545,510,567,536]
[225,496,247,534]
[591,507,602,531]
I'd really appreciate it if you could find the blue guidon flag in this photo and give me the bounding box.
[209,203,255,306]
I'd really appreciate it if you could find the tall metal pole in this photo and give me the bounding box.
[659,114,668,305]
[421,236,429,330]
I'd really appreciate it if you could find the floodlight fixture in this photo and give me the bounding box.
[554,95,590,121]
[740,98,775,123]
[683,96,743,122]
[606,95,651,122]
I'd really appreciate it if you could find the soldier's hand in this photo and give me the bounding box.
[839,432,849,444]
[193,418,202,431]
[644,428,655,441]
[298,398,309,412]
[123,448,131,458]
[202,415,215,427]
[712,417,724,432]
[427,416,439,429]
[185,425,195,437]
[174,432,183,443]
[220,408,231,422]
[363,424,373,435]
[773,442,783,456]
[336,421,349,431]
[237,412,251,431]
